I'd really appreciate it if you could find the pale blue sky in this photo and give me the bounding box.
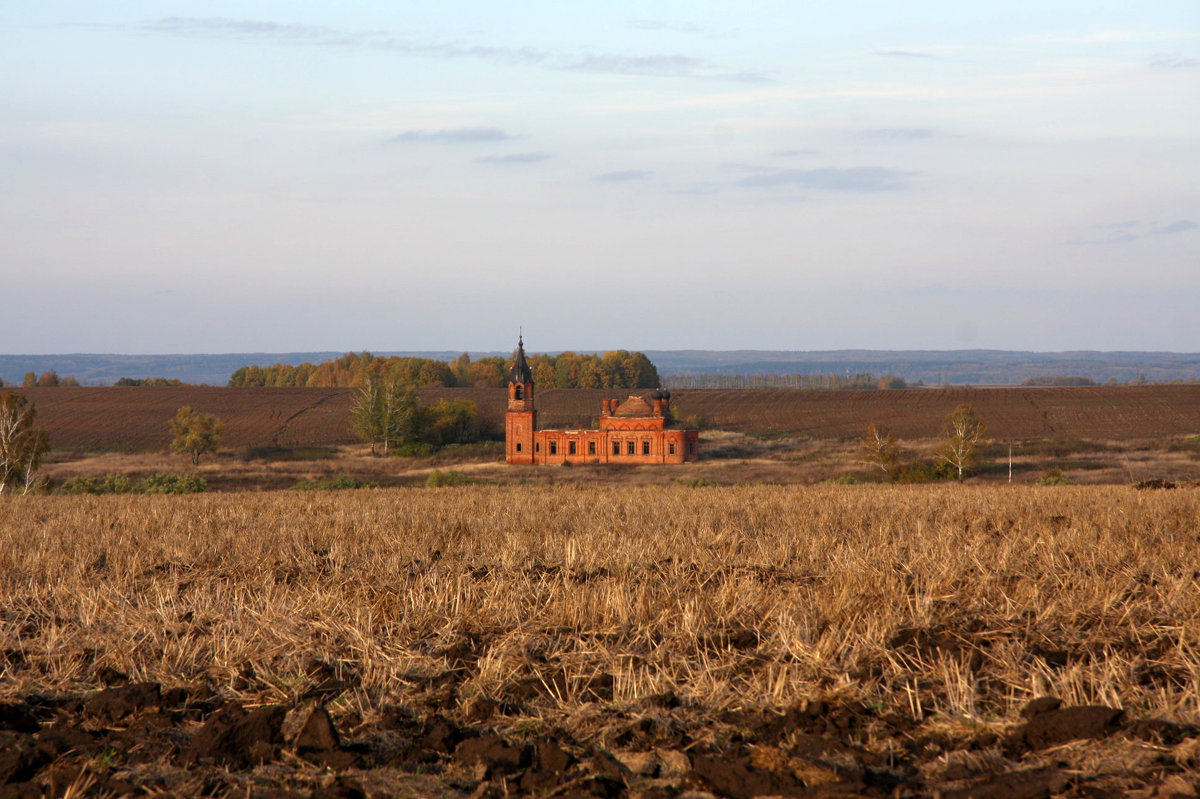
[2,2,1197,353]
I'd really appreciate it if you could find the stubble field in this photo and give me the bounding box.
[2,485,1198,797]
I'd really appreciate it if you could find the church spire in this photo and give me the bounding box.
[509,332,534,385]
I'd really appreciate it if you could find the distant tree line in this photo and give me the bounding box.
[228,350,661,390]
[115,377,185,387]
[17,371,80,388]
[665,373,909,390]
[1019,376,1096,387]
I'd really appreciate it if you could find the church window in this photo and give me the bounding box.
[588,441,596,455]
[514,385,523,400]
[642,440,650,455]
[627,441,635,455]
[550,441,557,455]
[612,441,620,455]
[668,443,675,455]
[568,441,576,455]
[516,443,522,452]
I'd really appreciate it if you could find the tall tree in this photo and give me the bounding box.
[0,393,49,495]
[351,377,420,456]
[169,406,224,465]
[937,404,988,481]
[859,422,900,476]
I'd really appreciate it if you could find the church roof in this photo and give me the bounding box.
[613,396,655,417]
[508,335,534,384]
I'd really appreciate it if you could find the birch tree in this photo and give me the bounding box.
[859,422,900,476]
[0,393,49,495]
[352,377,420,456]
[937,404,988,481]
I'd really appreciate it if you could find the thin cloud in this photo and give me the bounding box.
[772,149,818,158]
[392,128,513,144]
[593,170,652,182]
[875,49,936,59]
[560,53,766,82]
[142,17,333,40]
[128,17,761,82]
[860,128,936,140]
[738,167,916,192]
[1152,220,1198,236]
[1150,55,1199,69]
[1065,230,1139,246]
[628,20,702,34]
[1027,30,1190,45]
[474,152,551,164]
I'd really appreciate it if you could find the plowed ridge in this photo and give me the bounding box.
[6,384,1199,452]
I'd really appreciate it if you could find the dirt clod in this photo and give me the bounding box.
[1013,705,1124,751]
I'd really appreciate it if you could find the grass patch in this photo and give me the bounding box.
[292,473,378,491]
[425,469,475,487]
[241,445,337,462]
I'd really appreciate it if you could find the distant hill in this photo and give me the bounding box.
[2,350,1200,387]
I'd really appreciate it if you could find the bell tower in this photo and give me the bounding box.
[505,334,536,464]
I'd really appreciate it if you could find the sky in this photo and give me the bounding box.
[2,2,1198,354]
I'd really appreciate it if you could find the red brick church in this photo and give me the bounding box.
[505,336,699,465]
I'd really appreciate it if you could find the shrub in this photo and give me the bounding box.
[292,474,377,491]
[59,476,101,495]
[59,473,134,495]
[891,460,955,484]
[1036,468,1074,486]
[426,469,474,487]
[138,473,208,494]
[394,442,437,457]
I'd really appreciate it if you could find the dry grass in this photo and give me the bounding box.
[3,484,1198,730]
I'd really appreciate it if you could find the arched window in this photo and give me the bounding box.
[514,384,523,400]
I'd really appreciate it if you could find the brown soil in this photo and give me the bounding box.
[3,676,1196,797]
[11,384,1200,453]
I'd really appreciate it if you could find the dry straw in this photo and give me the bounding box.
[2,485,1198,730]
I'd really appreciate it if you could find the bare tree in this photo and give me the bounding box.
[937,404,988,481]
[859,422,900,476]
[0,393,49,495]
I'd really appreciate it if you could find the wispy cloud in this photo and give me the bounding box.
[1065,219,1196,246]
[738,167,916,192]
[875,49,936,59]
[1150,55,1199,69]
[475,152,551,165]
[860,128,936,140]
[772,148,818,158]
[392,128,513,144]
[1026,29,1194,45]
[628,19,702,34]
[593,170,652,182]
[1152,219,1198,236]
[127,17,761,81]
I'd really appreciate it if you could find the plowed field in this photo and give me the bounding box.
[6,384,1199,452]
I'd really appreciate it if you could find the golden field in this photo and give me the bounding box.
[1,485,1199,796]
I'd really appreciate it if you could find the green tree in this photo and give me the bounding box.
[859,422,900,476]
[169,406,224,465]
[936,404,988,481]
[0,393,50,495]
[351,376,420,456]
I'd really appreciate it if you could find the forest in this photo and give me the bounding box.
[227,350,661,390]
